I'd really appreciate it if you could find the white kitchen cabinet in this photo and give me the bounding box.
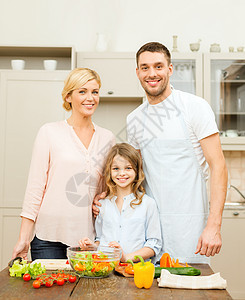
[0,208,23,270]
[77,52,144,140]
[77,52,144,98]
[171,52,203,97]
[93,97,142,142]
[0,70,69,270]
[204,53,245,150]
[211,208,245,299]
[0,71,69,208]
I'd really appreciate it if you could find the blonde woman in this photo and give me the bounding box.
[79,143,162,262]
[12,68,115,260]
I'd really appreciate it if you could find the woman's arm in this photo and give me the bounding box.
[21,125,50,221]
[13,125,50,259]
[12,217,34,259]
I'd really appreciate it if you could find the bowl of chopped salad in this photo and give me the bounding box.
[67,246,121,278]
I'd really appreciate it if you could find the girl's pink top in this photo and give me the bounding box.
[21,120,115,246]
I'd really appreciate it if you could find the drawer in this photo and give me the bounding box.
[223,209,245,218]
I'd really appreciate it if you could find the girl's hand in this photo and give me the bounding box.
[108,241,127,262]
[79,238,96,250]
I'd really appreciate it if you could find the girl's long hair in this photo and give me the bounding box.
[103,143,145,207]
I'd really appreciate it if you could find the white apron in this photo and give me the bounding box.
[141,89,209,263]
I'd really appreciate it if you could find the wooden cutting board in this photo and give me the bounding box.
[114,265,134,278]
[32,259,72,270]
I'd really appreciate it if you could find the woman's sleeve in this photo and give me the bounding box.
[144,198,162,258]
[20,125,50,221]
[96,132,116,194]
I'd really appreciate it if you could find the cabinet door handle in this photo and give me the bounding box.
[107,91,114,95]
[233,212,239,216]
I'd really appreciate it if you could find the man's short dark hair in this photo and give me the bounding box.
[136,42,171,66]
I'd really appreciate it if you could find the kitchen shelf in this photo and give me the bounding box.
[0,45,76,70]
[211,80,245,83]
[220,137,245,150]
[217,112,245,115]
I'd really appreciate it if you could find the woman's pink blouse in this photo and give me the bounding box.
[21,120,115,246]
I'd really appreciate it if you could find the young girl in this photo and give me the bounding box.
[79,143,162,262]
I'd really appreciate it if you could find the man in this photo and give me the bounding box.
[126,42,227,263]
[93,42,227,263]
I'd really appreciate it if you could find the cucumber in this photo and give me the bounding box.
[154,267,201,278]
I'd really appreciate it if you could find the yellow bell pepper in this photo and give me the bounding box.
[128,255,155,289]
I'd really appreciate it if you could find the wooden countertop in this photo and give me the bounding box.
[0,264,232,299]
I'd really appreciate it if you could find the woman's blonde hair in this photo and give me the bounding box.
[104,143,145,207]
[62,68,101,111]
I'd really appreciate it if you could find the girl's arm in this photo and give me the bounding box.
[124,247,155,262]
[108,242,155,262]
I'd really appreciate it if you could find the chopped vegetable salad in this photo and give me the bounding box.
[69,251,119,278]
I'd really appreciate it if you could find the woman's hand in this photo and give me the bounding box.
[12,240,30,260]
[108,241,127,262]
[79,238,97,250]
[92,192,106,217]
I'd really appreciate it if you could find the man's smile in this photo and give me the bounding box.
[146,79,161,87]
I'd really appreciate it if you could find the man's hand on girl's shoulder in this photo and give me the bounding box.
[92,192,106,217]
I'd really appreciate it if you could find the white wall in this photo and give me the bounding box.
[0,0,244,53]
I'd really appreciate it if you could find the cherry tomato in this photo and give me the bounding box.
[51,274,58,283]
[62,273,69,282]
[68,275,76,283]
[23,273,31,281]
[57,278,65,286]
[37,275,48,285]
[45,280,53,287]
[33,280,41,289]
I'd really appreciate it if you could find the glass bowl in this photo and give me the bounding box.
[67,246,121,278]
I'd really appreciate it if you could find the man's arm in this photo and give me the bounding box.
[196,133,228,257]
